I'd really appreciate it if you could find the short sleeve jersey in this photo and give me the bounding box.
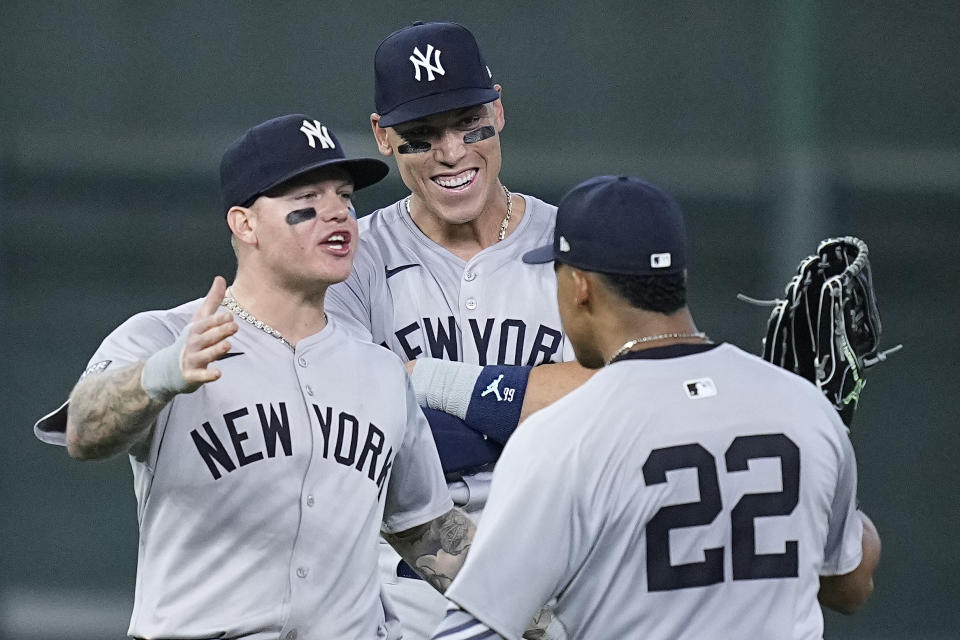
[325,194,574,367]
[446,343,863,640]
[68,301,452,640]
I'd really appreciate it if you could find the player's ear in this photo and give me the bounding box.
[227,205,258,248]
[370,113,394,157]
[491,85,505,132]
[570,267,591,307]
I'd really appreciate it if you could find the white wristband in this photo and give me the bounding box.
[410,359,483,420]
[140,323,193,402]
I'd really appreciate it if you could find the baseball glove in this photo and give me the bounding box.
[739,236,901,427]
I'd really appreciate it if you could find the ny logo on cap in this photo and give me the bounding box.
[651,252,672,268]
[300,120,336,150]
[410,44,445,82]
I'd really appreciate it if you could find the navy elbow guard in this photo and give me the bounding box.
[463,365,532,445]
[421,407,501,475]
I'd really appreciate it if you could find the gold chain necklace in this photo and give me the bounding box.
[496,184,514,241]
[606,331,709,366]
[221,288,298,351]
[404,184,513,241]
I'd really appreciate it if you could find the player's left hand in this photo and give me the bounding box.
[180,276,239,390]
[141,276,238,401]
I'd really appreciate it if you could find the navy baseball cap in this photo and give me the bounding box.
[523,176,687,275]
[374,21,500,127]
[220,114,389,211]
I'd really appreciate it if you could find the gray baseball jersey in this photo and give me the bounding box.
[325,193,573,638]
[444,343,863,640]
[326,194,572,366]
[36,300,452,640]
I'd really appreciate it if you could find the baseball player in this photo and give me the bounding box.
[33,114,477,640]
[324,21,589,639]
[431,176,881,640]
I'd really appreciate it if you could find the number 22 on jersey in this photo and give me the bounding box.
[643,433,800,591]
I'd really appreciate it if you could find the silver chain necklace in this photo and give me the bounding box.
[221,288,297,351]
[404,184,513,241]
[606,331,709,366]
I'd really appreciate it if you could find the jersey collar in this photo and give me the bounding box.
[609,342,721,364]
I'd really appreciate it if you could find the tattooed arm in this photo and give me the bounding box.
[66,277,237,460]
[388,508,557,639]
[66,362,168,459]
[382,507,476,593]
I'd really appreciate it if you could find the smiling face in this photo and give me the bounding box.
[372,96,506,228]
[230,166,358,289]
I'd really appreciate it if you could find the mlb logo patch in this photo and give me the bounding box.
[651,252,672,269]
[684,377,717,399]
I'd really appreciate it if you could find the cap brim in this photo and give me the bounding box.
[378,87,501,127]
[522,244,556,264]
[333,158,391,190]
[245,157,390,207]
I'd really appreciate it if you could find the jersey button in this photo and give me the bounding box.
[464,271,476,281]
[297,567,309,578]
[305,385,314,396]
[465,298,477,310]
[297,356,308,367]
[285,630,298,640]
[306,495,315,507]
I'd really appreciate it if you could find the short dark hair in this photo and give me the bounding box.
[599,271,687,314]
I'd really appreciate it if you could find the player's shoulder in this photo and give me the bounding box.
[519,192,557,215]
[351,200,417,272]
[515,192,557,229]
[85,297,205,372]
[329,317,406,368]
[718,343,834,400]
[109,298,202,340]
[488,192,557,255]
[711,344,850,437]
[355,199,413,250]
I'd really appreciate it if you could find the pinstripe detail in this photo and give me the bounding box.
[431,603,503,640]
[434,619,476,637]
[433,625,498,640]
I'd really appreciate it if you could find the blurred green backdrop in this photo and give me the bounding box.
[2,1,957,638]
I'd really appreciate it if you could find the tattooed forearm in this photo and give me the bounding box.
[65,362,167,460]
[383,507,476,593]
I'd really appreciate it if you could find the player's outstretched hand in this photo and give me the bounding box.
[141,276,238,401]
[181,276,238,390]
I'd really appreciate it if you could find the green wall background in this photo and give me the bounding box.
[2,2,958,638]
